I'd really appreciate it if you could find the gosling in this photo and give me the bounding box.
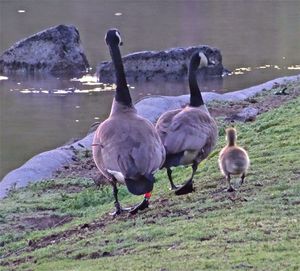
[218,127,250,192]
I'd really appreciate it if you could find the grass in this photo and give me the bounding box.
[0,95,300,271]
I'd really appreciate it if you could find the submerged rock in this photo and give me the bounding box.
[0,24,89,77]
[97,45,227,83]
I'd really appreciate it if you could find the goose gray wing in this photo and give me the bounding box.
[162,108,218,155]
[93,116,165,179]
[116,117,165,176]
[156,108,182,144]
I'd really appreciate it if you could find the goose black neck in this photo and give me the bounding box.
[109,43,132,107]
[188,63,204,107]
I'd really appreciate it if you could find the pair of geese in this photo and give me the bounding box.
[92,29,249,216]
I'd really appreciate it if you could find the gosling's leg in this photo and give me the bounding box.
[167,168,178,190]
[130,192,151,215]
[226,174,236,192]
[175,162,197,196]
[109,181,131,216]
[240,173,246,185]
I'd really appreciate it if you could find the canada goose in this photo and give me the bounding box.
[218,127,250,192]
[155,51,218,195]
[92,29,165,215]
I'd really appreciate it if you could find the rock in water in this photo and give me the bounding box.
[97,45,227,83]
[0,25,89,77]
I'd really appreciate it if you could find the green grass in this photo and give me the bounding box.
[0,96,300,271]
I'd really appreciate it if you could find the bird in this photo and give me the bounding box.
[218,127,250,192]
[155,51,218,195]
[92,29,165,215]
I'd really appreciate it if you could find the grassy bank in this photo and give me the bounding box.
[1,93,300,270]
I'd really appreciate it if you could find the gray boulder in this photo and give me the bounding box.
[236,107,259,122]
[0,24,89,77]
[227,106,259,122]
[97,46,227,83]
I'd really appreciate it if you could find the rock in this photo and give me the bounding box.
[0,132,94,198]
[97,45,227,83]
[0,25,89,77]
[228,106,259,122]
[136,95,189,123]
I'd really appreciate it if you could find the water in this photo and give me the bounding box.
[0,0,300,179]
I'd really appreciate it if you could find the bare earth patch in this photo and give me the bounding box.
[21,214,73,231]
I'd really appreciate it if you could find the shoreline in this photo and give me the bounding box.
[1,73,299,198]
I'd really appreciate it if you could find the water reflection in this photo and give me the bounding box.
[287,65,300,70]
[230,64,300,76]
[5,63,297,97]
[0,77,115,179]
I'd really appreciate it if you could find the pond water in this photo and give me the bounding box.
[0,0,300,179]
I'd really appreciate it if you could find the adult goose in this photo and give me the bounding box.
[218,127,250,192]
[156,51,218,195]
[92,29,165,215]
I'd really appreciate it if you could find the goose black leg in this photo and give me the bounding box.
[226,174,236,192]
[109,181,131,216]
[175,162,197,196]
[129,192,151,215]
[167,168,178,190]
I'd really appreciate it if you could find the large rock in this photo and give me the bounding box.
[0,25,89,77]
[97,46,227,83]
[228,106,259,122]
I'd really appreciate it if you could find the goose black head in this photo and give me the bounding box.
[190,51,213,70]
[105,29,123,46]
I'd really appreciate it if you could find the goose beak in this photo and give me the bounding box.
[119,41,123,46]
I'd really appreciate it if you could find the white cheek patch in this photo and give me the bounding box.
[199,52,205,59]
[107,169,125,182]
[199,52,208,68]
[115,31,122,45]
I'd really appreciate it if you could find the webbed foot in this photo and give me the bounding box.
[169,184,179,191]
[175,179,195,196]
[129,198,149,215]
[227,186,236,193]
[109,205,132,216]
